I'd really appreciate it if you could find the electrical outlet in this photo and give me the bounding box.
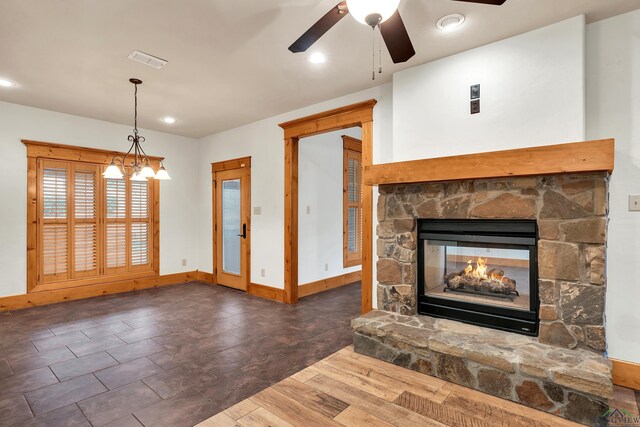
[253,206,261,215]
[629,195,640,211]
[261,268,266,277]
[324,263,329,272]
[181,258,187,267]
[306,206,311,214]
[471,99,480,114]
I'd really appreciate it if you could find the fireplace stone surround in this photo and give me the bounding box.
[352,172,612,425]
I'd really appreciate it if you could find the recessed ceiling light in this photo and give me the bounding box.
[0,79,15,87]
[162,117,176,124]
[436,13,465,31]
[308,52,327,64]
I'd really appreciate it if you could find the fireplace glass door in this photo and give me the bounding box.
[423,241,531,311]
[418,220,539,336]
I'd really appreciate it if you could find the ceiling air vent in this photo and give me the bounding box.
[127,50,168,69]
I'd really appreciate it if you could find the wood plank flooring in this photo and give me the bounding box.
[200,346,640,427]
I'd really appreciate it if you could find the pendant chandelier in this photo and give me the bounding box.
[103,78,171,181]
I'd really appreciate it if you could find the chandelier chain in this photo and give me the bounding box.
[133,82,138,136]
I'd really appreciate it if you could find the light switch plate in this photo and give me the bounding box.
[253,206,261,215]
[470,84,480,100]
[306,206,311,214]
[629,195,640,211]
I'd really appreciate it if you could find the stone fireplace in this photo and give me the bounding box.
[375,173,607,352]
[353,140,615,425]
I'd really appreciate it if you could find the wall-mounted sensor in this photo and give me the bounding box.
[471,84,480,100]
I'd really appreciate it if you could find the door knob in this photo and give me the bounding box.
[237,223,247,239]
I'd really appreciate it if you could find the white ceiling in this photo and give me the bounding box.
[0,0,638,138]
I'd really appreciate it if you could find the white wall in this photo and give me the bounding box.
[298,127,362,285]
[197,83,393,301]
[392,16,586,161]
[586,9,640,363]
[0,101,200,297]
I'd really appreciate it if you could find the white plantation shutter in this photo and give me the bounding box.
[130,180,150,267]
[106,223,126,268]
[41,163,69,281]
[343,138,362,267]
[347,156,361,254]
[105,178,127,272]
[106,178,126,219]
[131,181,148,219]
[131,223,149,265]
[42,224,68,277]
[74,224,96,271]
[73,166,98,276]
[34,154,156,290]
[43,167,68,219]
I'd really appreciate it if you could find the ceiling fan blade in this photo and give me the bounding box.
[288,2,348,53]
[451,0,507,5]
[380,10,415,64]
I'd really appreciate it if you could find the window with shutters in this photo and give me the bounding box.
[26,141,160,293]
[343,136,362,268]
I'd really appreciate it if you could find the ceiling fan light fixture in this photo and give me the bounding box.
[0,79,15,87]
[436,13,465,31]
[308,52,327,64]
[346,0,400,26]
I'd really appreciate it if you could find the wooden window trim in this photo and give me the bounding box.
[278,99,376,313]
[343,136,362,268]
[23,140,162,293]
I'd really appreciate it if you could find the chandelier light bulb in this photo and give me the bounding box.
[103,162,124,179]
[154,164,172,180]
[346,0,400,26]
[131,171,147,181]
[141,164,156,178]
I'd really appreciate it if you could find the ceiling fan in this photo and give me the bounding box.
[289,0,507,76]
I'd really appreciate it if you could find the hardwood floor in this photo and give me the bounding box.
[201,346,640,427]
[0,281,361,426]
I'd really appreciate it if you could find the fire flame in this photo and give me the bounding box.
[464,257,503,280]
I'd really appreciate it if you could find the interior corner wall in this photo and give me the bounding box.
[392,15,586,161]
[298,127,362,285]
[0,101,200,298]
[586,9,640,364]
[196,83,393,306]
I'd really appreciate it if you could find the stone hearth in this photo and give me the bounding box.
[352,311,612,425]
[353,172,612,425]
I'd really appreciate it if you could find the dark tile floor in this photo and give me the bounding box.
[0,281,361,426]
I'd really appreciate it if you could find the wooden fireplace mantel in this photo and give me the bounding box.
[363,139,614,186]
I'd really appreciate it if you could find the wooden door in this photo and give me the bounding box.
[214,165,250,291]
